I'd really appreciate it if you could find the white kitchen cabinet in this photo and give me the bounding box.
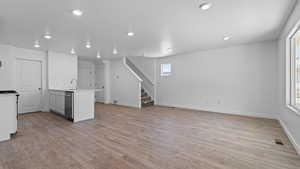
[74,89,95,122]
[95,63,105,102]
[78,60,95,89]
[95,89,104,103]
[0,93,17,142]
[49,91,65,115]
[48,51,78,90]
[49,89,95,122]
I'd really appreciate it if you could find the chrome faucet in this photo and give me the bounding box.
[70,78,77,90]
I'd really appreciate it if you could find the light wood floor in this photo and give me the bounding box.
[0,103,299,169]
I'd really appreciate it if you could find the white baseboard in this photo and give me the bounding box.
[279,119,300,155]
[42,107,50,112]
[211,109,276,119]
[104,101,111,104]
[156,104,276,119]
[107,102,141,109]
[0,134,10,142]
[96,98,105,103]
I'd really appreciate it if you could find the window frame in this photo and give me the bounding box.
[160,63,172,76]
[286,21,300,116]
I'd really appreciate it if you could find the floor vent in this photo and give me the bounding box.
[275,139,284,145]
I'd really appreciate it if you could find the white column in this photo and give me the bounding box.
[103,60,111,104]
[153,58,158,104]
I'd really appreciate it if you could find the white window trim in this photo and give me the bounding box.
[160,63,171,76]
[285,19,300,116]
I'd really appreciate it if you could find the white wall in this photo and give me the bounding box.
[278,1,300,154]
[78,60,95,89]
[110,59,141,108]
[0,45,48,111]
[0,45,16,91]
[156,41,278,119]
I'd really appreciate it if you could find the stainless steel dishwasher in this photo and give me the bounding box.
[65,91,74,121]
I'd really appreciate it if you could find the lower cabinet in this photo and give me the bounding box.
[49,89,95,123]
[73,90,95,122]
[95,89,104,103]
[49,91,65,115]
[0,94,18,142]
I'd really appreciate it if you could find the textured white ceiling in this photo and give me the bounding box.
[0,0,296,59]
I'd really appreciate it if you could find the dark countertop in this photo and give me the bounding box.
[0,90,18,94]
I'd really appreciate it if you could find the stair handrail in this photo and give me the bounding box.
[123,57,143,82]
[124,57,154,98]
[125,57,154,86]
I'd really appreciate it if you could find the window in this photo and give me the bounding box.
[161,63,171,76]
[288,25,300,111]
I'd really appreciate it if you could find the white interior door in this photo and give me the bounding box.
[16,59,42,114]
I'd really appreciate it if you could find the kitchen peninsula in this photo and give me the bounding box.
[48,51,95,122]
[49,89,95,122]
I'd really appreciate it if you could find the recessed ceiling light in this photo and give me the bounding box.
[34,41,40,48]
[72,9,83,16]
[113,48,118,55]
[199,2,212,10]
[97,51,101,59]
[127,32,135,37]
[70,48,76,54]
[86,41,91,48]
[43,33,52,39]
[223,36,231,41]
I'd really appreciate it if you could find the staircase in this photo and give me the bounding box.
[141,88,154,107]
[124,57,155,108]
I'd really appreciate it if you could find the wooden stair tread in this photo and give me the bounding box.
[141,88,154,107]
